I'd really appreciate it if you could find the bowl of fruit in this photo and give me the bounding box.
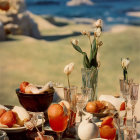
[16,81,54,112]
[84,100,116,118]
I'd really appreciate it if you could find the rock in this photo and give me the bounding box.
[0,22,6,40]
[16,12,41,38]
[0,0,10,11]
[4,23,19,35]
[28,12,55,31]
[0,0,41,39]
[0,14,13,24]
[8,0,26,14]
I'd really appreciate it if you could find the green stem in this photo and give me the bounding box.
[123,69,128,81]
[88,35,92,48]
[67,75,71,89]
[57,132,62,140]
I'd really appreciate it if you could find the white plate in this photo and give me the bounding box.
[0,118,42,133]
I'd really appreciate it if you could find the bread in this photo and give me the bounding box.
[12,106,30,126]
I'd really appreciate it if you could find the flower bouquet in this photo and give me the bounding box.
[71,19,103,101]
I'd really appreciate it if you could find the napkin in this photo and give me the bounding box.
[0,105,9,110]
[53,86,64,102]
[99,95,124,110]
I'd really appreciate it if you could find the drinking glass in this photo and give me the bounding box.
[123,116,137,140]
[118,110,126,130]
[76,87,90,122]
[130,83,139,117]
[63,86,77,138]
[48,112,68,140]
[64,86,78,127]
[124,128,137,140]
[119,79,133,117]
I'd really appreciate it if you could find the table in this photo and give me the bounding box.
[5,121,140,140]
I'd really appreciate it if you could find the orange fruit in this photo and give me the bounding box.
[101,116,113,127]
[19,81,29,93]
[0,111,16,127]
[99,125,116,139]
[86,101,98,113]
[48,103,68,132]
[48,104,65,120]
[0,109,6,117]
[120,102,125,111]
[95,101,105,110]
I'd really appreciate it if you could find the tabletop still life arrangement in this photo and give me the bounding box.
[0,19,139,140]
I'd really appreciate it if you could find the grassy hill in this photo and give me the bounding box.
[0,17,140,105]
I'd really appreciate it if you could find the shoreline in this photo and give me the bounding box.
[38,14,139,34]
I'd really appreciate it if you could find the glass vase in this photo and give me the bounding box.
[81,67,98,101]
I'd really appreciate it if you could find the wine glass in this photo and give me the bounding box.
[130,83,139,117]
[119,79,133,117]
[48,107,68,140]
[64,86,78,128]
[123,116,137,140]
[76,87,90,122]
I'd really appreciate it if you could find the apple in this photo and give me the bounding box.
[0,111,16,127]
[19,81,29,93]
[0,109,6,117]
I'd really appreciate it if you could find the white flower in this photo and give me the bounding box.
[95,27,102,37]
[95,19,102,27]
[121,58,130,69]
[71,39,79,46]
[64,62,75,75]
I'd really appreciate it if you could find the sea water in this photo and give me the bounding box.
[26,0,140,26]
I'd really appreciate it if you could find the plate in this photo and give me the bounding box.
[0,118,42,133]
[83,108,109,118]
[0,105,43,133]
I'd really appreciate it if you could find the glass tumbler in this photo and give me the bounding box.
[64,86,78,127]
[119,79,133,118]
[124,116,137,140]
[130,83,139,117]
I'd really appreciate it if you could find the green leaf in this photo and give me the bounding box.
[83,52,90,68]
[71,43,83,54]
[89,38,98,67]
[89,38,96,61]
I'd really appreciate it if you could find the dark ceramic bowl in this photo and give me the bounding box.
[16,88,54,112]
